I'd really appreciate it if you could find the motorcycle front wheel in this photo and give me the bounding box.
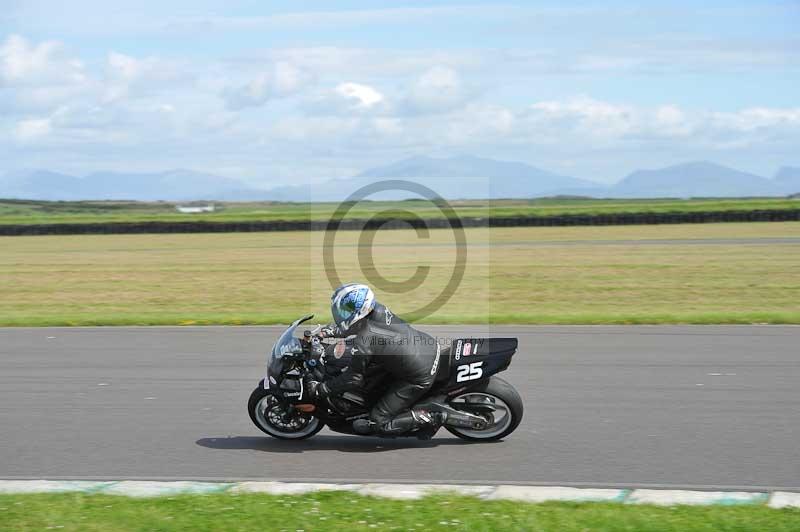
[248,381,324,440]
[445,376,523,441]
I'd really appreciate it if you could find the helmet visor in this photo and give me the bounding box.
[332,297,357,326]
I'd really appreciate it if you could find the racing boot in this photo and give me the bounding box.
[353,412,417,435]
[353,409,445,436]
[413,410,447,440]
[380,409,445,437]
[352,418,378,435]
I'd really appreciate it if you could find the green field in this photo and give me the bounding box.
[1,492,797,531]
[1,222,798,326]
[0,196,798,225]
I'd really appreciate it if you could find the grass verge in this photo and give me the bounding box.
[1,223,798,326]
[1,492,798,531]
[1,197,798,225]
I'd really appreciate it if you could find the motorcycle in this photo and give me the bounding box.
[248,314,523,441]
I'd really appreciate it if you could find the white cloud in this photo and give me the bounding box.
[0,34,91,114]
[654,105,686,126]
[529,96,637,139]
[711,107,800,132]
[273,61,308,95]
[49,104,120,130]
[523,96,800,151]
[0,34,86,87]
[373,117,403,136]
[0,40,189,118]
[223,73,271,110]
[428,104,514,145]
[301,81,388,116]
[334,82,384,109]
[107,51,144,81]
[104,51,185,102]
[2,29,798,185]
[13,117,51,141]
[526,96,704,142]
[222,61,310,110]
[269,115,360,142]
[403,66,472,114]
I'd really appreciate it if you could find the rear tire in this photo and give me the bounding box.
[445,376,523,441]
[248,381,324,440]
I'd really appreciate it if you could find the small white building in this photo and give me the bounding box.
[176,204,216,214]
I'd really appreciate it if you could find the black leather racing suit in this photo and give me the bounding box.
[323,303,441,431]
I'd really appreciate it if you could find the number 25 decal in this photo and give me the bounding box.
[456,361,483,382]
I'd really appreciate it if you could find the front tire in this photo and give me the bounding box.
[445,376,523,441]
[248,382,324,440]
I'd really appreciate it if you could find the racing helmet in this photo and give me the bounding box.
[331,283,375,333]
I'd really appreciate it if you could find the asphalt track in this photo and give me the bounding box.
[1,325,798,490]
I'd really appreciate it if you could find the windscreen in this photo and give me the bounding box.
[267,314,313,381]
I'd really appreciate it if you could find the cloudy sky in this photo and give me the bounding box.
[1,0,798,186]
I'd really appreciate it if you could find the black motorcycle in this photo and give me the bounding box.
[248,315,523,441]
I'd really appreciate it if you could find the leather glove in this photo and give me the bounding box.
[319,325,339,338]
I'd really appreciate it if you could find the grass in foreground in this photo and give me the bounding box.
[1,492,798,532]
[1,223,798,326]
[1,197,798,225]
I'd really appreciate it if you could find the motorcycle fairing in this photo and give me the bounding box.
[445,338,517,388]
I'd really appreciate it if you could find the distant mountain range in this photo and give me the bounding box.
[606,162,800,198]
[267,155,597,201]
[2,157,799,201]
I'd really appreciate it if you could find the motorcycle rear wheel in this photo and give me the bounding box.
[248,382,324,440]
[445,376,523,441]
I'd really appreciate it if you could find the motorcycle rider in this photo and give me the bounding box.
[307,283,443,436]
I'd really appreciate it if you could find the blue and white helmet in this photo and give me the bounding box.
[331,283,376,333]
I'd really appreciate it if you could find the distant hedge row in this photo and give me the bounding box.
[1,209,798,236]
